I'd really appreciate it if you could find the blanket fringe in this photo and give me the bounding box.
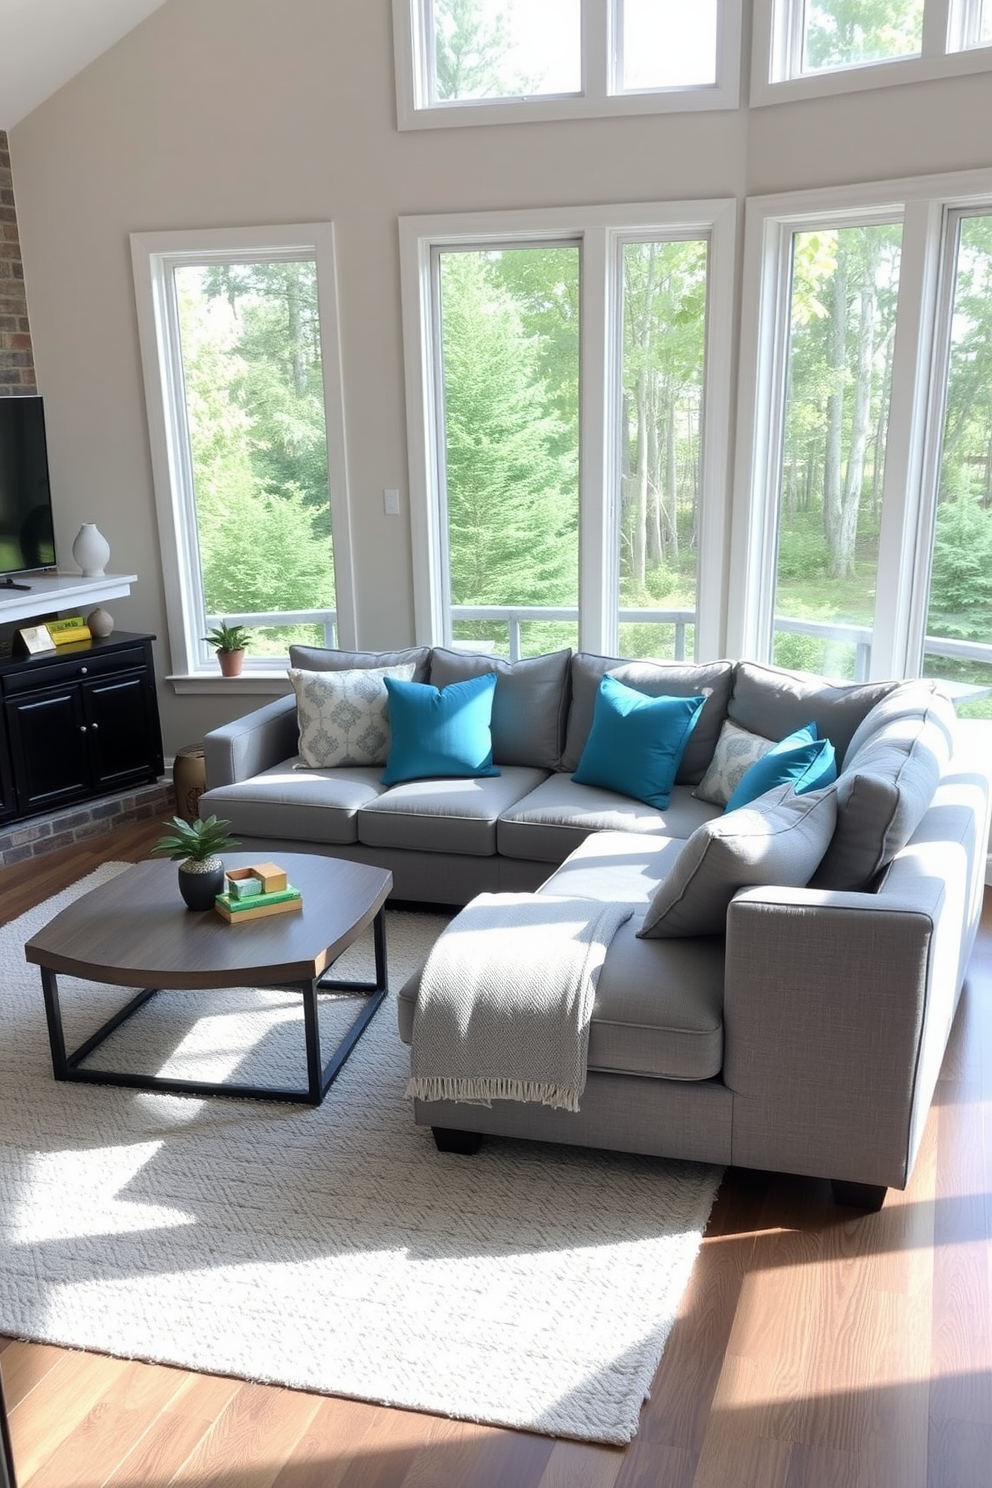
[406,1075,581,1113]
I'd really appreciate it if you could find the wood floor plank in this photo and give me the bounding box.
[268,1395,401,1488]
[102,1370,243,1487]
[1,819,991,1488]
[164,1378,323,1488]
[21,1356,189,1488]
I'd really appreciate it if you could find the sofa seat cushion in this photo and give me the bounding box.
[539,829,687,905]
[358,767,548,857]
[497,777,721,865]
[397,914,724,1082]
[811,681,956,891]
[200,762,387,846]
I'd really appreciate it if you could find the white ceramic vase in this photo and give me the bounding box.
[72,523,111,578]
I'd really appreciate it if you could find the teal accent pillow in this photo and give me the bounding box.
[382,673,501,785]
[571,675,706,810]
[725,723,836,811]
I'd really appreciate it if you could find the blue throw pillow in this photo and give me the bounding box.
[382,673,501,785]
[725,723,837,811]
[571,675,706,810]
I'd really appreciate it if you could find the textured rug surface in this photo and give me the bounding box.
[0,865,723,1445]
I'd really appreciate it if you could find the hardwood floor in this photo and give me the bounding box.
[1,822,990,1487]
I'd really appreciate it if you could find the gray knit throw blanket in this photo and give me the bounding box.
[406,893,634,1113]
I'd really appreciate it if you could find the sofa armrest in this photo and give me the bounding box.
[723,871,948,1189]
[203,695,299,788]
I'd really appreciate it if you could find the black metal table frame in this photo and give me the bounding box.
[39,908,388,1107]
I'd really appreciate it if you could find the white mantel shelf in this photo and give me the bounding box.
[0,572,137,626]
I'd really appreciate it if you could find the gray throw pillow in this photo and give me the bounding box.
[290,664,416,768]
[810,682,955,891]
[428,647,571,769]
[693,719,776,806]
[638,782,837,939]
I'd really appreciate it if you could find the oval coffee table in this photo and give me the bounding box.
[24,853,393,1106]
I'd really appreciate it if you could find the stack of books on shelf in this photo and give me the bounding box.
[214,862,303,923]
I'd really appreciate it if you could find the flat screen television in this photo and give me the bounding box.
[0,395,57,589]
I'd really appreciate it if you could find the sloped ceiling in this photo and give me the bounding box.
[0,0,168,130]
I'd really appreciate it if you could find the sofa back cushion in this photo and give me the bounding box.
[638,782,837,938]
[810,681,955,891]
[290,663,417,768]
[289,644,432,682]
[428,647,570,770]
[561,655,734,783]
[727,661,897,765]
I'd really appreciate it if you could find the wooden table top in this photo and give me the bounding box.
[24,853,393,990]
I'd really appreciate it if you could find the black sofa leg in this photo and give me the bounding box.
[831,1179,887,1211]
[432,1127,483,1155]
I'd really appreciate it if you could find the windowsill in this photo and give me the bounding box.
[167,671,292,696]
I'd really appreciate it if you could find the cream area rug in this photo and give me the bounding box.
[0,865,723,1445]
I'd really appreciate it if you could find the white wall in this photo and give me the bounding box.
[8,0,992,754]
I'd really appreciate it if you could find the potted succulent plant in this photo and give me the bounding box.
[204,621,252,677]
[152,813,240,910]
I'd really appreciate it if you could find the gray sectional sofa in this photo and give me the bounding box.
[201,644,991,1206]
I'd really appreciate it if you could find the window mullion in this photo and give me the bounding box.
[869,201,944,679]
[727,214,794,662]
[585,0,611,98]
[579,226,615,654]
[923,0,954,58]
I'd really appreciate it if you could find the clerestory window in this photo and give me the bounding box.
[393,0,742,128]
[753,0,992,103]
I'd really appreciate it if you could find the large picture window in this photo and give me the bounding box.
[732,172,992,717]
[131,225,353,684]
[393,0,741,127]
[400,202,736,662]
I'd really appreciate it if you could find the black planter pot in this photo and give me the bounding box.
[177,858,226,911]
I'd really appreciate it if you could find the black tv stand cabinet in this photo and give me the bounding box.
[0,631,164,826]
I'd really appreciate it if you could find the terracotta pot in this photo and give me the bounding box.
[217,649,245,677]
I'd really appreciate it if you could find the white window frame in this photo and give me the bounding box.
[752,0,992,106]
[729,167,992,682]
[393,0,742,128]
[398,200,737,660]
[130,223,356,688]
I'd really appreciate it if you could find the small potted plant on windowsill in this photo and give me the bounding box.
[204,621,252,677]
[152,813,240,910]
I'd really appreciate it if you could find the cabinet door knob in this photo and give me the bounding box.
[90,721,99,729]
[80,666,88,675]
[79,724,87,733]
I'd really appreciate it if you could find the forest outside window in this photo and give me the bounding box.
[399,202,736,663]
[131,225,353,682]
[393,0,741,127]
[753,0,992,102]
[731,172,992,719]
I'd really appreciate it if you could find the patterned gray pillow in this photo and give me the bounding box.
[290,664,416,768]
[693,719,776,806]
